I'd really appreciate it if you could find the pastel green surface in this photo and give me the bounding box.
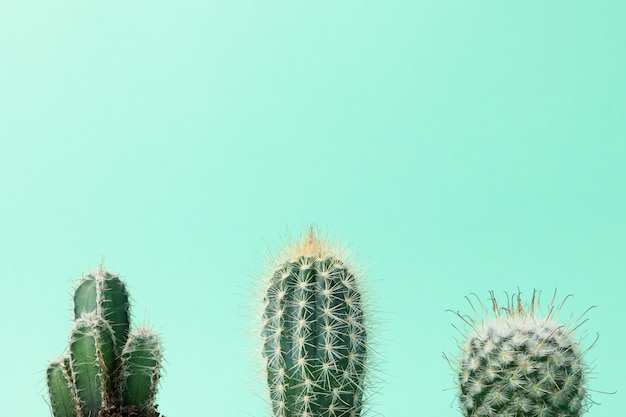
[1,2,625,417]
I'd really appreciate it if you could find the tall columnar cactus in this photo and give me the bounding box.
[452,291,590,417]
[261,229,369,417]
[46,268,163,417]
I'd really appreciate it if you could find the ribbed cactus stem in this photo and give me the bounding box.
[74,268,130,354]
[120,327,162,412]
[46,356,78,417]
[262,229,368,417]
[454,291,590,417]
[69,312,116,417]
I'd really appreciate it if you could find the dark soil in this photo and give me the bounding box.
[98,405,162,417]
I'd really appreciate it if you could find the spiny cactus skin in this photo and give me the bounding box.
[46,357,78,417]
[70,313,117,416]
[46,268,163,417]
[74,269,130,354]
[454,292,589,417]
[120,327,163,412]
[262,230,368,417]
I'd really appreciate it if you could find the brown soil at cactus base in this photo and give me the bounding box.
[98,405,162,417]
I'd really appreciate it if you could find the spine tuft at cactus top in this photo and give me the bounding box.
[453,291,591,417]
[261,228,369,417]
[46,268,163,417]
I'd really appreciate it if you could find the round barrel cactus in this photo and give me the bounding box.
[261,229,368,417]
[453,291,590,417]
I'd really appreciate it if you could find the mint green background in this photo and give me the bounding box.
[1,2,624,416]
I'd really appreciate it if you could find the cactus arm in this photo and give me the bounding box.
[99,274,130,351]
[46,356,79,417]
[69,313,116,417]
[120,327,162,411]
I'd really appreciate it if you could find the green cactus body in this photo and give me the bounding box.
[74,269,130,352]
[47,267,164,416]
[262,230,367,417]
[120,327,162,411]
[455,292,588,417]
[74,278,98,317]
[46,356,78,417]
[70,313,117,417]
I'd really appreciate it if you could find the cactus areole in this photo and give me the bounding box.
[262,229,368,417]
[455,292,590,417]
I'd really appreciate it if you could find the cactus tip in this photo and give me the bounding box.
[285,225,338,261]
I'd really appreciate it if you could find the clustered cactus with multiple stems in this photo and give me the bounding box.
[452,291,591,417]
[46,268,162,417]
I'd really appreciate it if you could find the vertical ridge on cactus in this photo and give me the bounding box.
[451,290,591,417]
[261,228,368,417]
